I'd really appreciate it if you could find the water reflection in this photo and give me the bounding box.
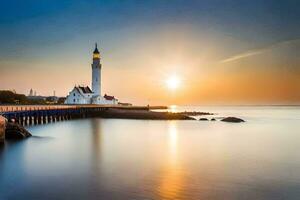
[159,121,184,200]
[168,121,178,162]
[0,142,5,174]
[90,118,102,169]
[0,140,28,199]
[1,107,300,199]
[86,118,103,195]
[0,142,4,155]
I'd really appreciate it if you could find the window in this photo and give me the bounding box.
[73,93,75,96]
[73,99,75,103]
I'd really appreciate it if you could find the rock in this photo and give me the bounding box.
[199,118,208,121]
[0,116,7,142]
[221,117,245,123]
[98,108,195,120]
[211,118,216,121]
[5,122,32,139]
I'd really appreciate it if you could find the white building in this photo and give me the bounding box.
[65,44,118,105]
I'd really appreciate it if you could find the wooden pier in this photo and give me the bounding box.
[0,105,167,126]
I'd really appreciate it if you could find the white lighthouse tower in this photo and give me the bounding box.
[64,43,118,105]
[92,43,101,96]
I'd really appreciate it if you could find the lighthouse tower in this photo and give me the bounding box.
[91,43,101,96]
[64,43,118,105]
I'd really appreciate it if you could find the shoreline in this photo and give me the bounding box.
[0,106,248,141]
[96,108,197,120]
[0,107,204,140]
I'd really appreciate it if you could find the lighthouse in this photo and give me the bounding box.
[92,43,101,96]
[64,43,118,105]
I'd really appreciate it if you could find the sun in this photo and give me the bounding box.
[166,75,180,90]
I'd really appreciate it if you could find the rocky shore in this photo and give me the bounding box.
[91,108,245,122]
[197,116,245,123]
[0,107,245,141]
[98,108,196,120]
[5,122,32,139]
[0,116,6,142]
[221,117,245,123]
[0,116,31,141]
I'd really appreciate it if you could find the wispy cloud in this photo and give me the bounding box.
[221,50,264,63]
[220,38,300,63]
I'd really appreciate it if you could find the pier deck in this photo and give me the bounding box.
[0,105,167,126]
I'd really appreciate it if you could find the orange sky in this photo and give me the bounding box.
[0,24,299,105]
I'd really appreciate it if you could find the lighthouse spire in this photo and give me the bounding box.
[93,42,100,57]
[92,43,101,96]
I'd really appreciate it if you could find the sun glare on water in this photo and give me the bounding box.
[166,75,180,90]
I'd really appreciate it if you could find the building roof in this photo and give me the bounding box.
[93,43,99,54]
[76,86,93,94]
[104,94,116,100]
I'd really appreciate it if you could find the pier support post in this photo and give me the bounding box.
[24,116,28,126]
[19,116,24,126]
[34,115,38,125]
[26,116,30,126]
[28,116,32,125]
[42,115,47,124]
[15,115,19,124]
[37,116,40,124]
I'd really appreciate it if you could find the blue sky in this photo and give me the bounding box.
[1,0,299,56]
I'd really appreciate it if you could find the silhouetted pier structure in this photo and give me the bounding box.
[0,105,166,126]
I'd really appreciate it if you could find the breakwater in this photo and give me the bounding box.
[98,108,194,120]
[0,105,168,126]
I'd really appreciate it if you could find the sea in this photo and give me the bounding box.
[0,106,300,200]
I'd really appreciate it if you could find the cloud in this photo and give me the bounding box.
[220,38,300,63]
[221,50,264,63]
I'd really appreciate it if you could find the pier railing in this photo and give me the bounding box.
[0,105,120,113]
[0,105,120,126]
[0,104,165,126]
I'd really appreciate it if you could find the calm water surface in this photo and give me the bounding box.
[1,106,300,200]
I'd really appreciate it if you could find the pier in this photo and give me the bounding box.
[0,105,167,126]
[1,104,199,141]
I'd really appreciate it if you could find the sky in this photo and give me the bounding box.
[0,0,299,105]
